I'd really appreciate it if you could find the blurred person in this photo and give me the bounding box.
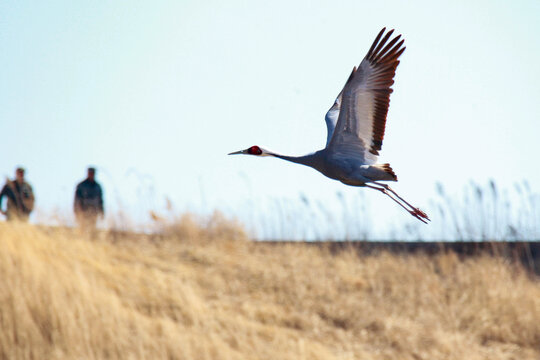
[0,167,35,222]
[74,167,104,231]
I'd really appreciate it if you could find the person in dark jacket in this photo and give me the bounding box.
[74,167,104,230]
[0,167,35,222]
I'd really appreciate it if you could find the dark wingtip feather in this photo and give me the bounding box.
[367,28,387,58]
[370,30,395,61]
[362,28,406,157]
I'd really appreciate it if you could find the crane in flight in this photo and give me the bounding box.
[229,28,430,223]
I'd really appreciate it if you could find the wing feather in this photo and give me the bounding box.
[324,66,356,147]
[327,28,405,165]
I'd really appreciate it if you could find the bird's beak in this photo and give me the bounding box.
[228,149,248,155]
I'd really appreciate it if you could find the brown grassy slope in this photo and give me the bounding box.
[0,219,539,360]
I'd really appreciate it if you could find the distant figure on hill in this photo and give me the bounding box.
[0,167,35,222]
[74,167,104,231]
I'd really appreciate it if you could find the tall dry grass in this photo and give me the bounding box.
[431,180,540,241]
[221,180,540,240]
[0,218,539,359]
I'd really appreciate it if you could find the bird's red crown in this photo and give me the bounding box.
[248,146,263,155]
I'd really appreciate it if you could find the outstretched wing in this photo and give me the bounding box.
[327,28,405,165]
[324,96,340,148]
[324,67,356,147]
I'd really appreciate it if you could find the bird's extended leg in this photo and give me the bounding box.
[364,184,429,224]
[372,182,430,221]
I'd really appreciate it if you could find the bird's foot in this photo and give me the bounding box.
[410,208,430,223]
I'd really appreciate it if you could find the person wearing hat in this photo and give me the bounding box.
[0,167,35,222]
[74,167,104,231]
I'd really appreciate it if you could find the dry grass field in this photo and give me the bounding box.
[1,215,539,360]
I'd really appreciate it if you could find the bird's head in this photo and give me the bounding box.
[228,145,273,157]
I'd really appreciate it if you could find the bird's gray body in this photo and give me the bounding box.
[274,150,392,186]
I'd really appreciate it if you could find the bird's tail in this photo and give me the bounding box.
[372,163,398,181]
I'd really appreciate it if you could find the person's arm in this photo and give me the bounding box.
[74,185,81,214]
[98,185,104,215]
[24,184,35,213]
[0,185,6,215]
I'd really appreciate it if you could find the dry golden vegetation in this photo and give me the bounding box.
[0,214,539,360]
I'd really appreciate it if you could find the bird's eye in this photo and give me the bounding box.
[249,146,262,155]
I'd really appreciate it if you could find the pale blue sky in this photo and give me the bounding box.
[1,1,539,236]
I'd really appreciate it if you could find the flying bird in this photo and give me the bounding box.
[229,28,430,223]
